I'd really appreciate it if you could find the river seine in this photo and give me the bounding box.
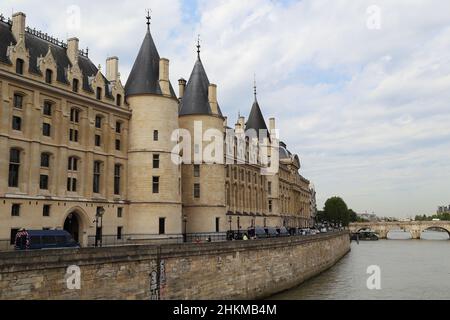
[271,239,450,300]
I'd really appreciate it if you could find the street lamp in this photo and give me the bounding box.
[183,214,188,243]
[95,206,105,247]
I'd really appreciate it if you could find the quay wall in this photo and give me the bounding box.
[0,231,350,300]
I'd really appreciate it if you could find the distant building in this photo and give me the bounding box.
[437,206,450,214]
[357,213,379,222]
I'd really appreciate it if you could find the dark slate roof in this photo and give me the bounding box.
[125,28,176,98]
[0,21,15,64]
[0,20,113,99]
[246,97,269,137]
[179,56,223,116]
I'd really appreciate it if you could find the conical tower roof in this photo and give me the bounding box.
[125,23,176,98]
[179,45,222,116]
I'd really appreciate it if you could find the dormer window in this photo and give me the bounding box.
[16,59,24,75]
[45,69,53,84]
[96,87,102,100]
[72,79,79,93]
[116,94,122,107]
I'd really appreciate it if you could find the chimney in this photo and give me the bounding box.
[208,84,218,114]
[159,58,170,96]
[12,12,26,42]
[67,37,79,66]
[106,56,119,82]
[178,78,187,100]
[269,117,276,131]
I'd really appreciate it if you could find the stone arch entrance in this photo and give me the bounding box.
[62,208,89,247]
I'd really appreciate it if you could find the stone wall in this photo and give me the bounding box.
[0,231,350,300]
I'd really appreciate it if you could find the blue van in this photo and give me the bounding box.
[15,230,80,251]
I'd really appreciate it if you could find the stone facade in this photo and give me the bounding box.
[0,231,350,300]
[0,11,314,249]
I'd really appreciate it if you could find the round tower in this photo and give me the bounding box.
[125,18,182,237]
[178,45,227,234]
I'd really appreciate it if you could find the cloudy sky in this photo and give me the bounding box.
[2,0,450,217]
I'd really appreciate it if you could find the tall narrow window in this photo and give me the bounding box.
[153,154,160,169]
[194,165,200,177]
[96,87,102,100]
[45,69,53,84]
[95,116,102,128]
[67,177,77,192]
[114,164,121,195]
[116,122,122,133]
[68,157,78,171]
[93,161,101,193]
[70,129,79,143]
[117,227,123,240]
[269,200,273,213]
[70,108,80,123]
[8,149,20,188]
[13,94,23,109]
[116,94,122,107]
[40,174,49,190]
[11,204,21,217]
[43,101,52,116]
[268,182,272,195]
[95,134,101,147]
[153,130,159,141]
[72,79,79,92]
[216,217,220,233]
[16,59,24,74]
[117,207,123,218]
[41,153,50,168]
[194,184,201,199]
[115,139,121,151]
[42,123,51,137]
[12,116,22,131]
[152,176,159,194]
[159,218,166,235]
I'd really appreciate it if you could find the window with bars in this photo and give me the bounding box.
[13,94,23,109]
[194,184,201,198]
[152,176,160,194]
[41,153,50,168]
[114,164,121,195]
[153,154,160,169]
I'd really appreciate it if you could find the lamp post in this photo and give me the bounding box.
[183,214,188,243]
[95,206,105,247]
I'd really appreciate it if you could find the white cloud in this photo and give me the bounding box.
[1,0,449,217]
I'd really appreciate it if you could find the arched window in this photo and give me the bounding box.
[16,59,24,75]
[8,149,21,188]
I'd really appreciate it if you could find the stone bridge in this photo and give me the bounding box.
[349,221,450,239]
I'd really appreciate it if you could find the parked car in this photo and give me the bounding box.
[265,227,279,238]
[248,227,268,239]
[15,230,80,251]
[277,227,290,237]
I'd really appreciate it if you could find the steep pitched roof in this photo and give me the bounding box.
[246,97,269,135]
[125,28,176,98]
[0,20,113,98]
[179,56,223,116]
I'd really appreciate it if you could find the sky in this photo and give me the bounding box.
[1,0,450,218]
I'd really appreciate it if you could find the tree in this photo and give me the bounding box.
[323,197,350,227]
[349,209,358,223]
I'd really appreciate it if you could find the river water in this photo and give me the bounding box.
[271,239,450,300]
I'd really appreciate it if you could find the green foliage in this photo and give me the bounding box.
[323,197,350,227]
[415,213,450,221]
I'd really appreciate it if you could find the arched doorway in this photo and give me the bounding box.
[64,212,80,242]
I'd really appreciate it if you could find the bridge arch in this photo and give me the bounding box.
[422,226,450,236]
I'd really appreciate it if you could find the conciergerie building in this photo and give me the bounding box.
[0,12,313,248]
